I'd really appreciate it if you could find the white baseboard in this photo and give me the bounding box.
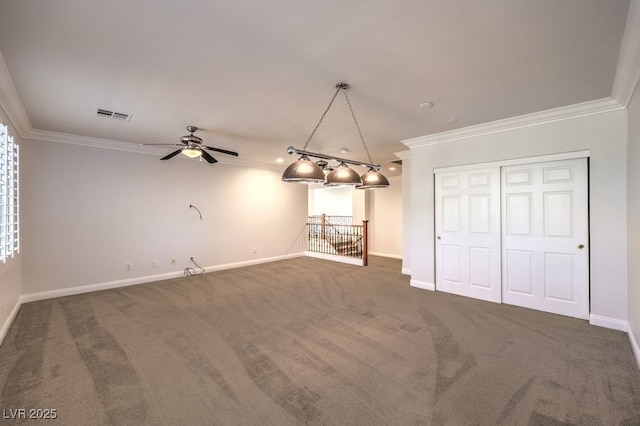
[21,253,305,304]
[304,251,363,266]
[410,279,435,291]
[589,314,628,332]
[0,298,23,347]
[204,252,304,272]
[369,252,403,259]
[401,268,411,275]
[21,271,185,303]
[629,325,640,370]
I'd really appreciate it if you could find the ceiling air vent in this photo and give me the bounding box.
[95,108,132,122]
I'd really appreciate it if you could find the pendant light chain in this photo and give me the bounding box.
[342,90,374,165]
[302,85,342,151]
[282,82,389,188]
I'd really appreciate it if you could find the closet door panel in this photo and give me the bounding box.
[435,168,501,303]
[501,158,589,319]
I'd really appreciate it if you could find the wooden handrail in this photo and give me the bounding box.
[362,220,369,266]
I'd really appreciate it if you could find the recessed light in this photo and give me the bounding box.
[389,167,396,171]
[276,158,284,163]
[448,118,457,122]
[419,102,434,109]
[340,148,349,154]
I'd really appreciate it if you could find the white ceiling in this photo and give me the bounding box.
[0,0,632,174]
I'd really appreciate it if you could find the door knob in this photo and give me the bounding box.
[578,244,585,249]
[437,236,441,240]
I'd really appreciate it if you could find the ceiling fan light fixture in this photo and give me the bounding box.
[144,126,239,164]
[182,148,202,158]
[281,155,326,183]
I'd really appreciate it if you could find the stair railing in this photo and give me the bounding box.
[307,215,369,265]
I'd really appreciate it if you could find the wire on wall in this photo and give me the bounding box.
[184,256,206,277]
[189,204,203,220]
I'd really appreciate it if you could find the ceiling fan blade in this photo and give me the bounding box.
[201,150,218,164]
[140,143,184,147]
[204,146,239,157]
[160,149,184,160]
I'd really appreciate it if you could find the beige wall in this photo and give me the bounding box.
[20,139,308,295]
[308,186,353,216]
[627,82,640,365]
[368,176,402,257]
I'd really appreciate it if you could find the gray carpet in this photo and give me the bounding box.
[1,256,639,425]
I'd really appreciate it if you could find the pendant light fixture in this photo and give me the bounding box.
[280,154,326,183]
[281,83,390,189]
[325,162,362,186]
[359,167,391,189]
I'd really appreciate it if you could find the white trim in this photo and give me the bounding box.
[0,297,23,347]
[394,150,411,161]
[20,253,304,304]
[433,150,590,174]
[203,252,303,271]
[402,98,623,149]
[401,268,411,275]
[304,251,364,266]
[369,252,402,259]
[589,314,628,332]
[629,326,640,370]
[410,279,435,291]
[26,128,174,155]
[21,272,180,303]
[611,0,640,107]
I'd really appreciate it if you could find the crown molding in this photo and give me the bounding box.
[25,127,163,154]
[394,150,411,160]
[402,97,624,149]
[23,127,284,171]
[612,0,640,106]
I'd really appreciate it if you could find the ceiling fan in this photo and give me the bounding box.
[142,126,239,164]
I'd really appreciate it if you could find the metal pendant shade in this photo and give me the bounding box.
[325,162,363,186]
[281,155,326,183]
[357,168,390,189]
[281,83,390,189]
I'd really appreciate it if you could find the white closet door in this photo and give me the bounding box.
[501,158,589,319]
[435,168,501,303]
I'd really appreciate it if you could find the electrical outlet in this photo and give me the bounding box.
[253,248,258,254]
[125,263,132,271]
[171,258,176,265]
[152,259,158,268]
